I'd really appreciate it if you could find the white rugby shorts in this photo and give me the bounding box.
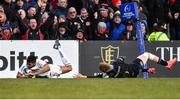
[48,64,62,78]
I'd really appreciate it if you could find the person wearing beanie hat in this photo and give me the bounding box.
[140,20,149,40]
[58,15,66,19]
[0,23,13,40]
[58,22,67,29]
[97,4,111,31]
[99,7,108,11]
[113,10,120,18]
[111,11,125,40]
[55,22,72,40]
[141,20,148,28]
[58,15,66,23]
[111,0,121,7]
[121,20,137,40]
[101,2,109,7]
[111,10,125,40]
[111,0,121,12]
[0,22,21,40]
[75,29,87,41]
[77,8,92,39]
[99,2,109,12]
[54,0,68,17]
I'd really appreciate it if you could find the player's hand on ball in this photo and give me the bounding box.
[29,70,37,76]
[25,70,37,78]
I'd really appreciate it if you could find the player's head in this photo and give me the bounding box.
[27,55,37,69]
[99,62,112,73]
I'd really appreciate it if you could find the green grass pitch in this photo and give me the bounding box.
[0,78,180,99]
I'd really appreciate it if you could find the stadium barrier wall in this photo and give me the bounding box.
[79,41,180,77]
[0,40,79,78]
[1,40,180,78]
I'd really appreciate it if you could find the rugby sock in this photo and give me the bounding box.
[141,68,148,72]
[58,48,71,65]
[158,59,168,66]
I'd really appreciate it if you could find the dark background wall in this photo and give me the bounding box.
[79,41,180,77]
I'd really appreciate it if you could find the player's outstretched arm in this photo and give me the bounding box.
[16,72,25,78]
[31,64,50,76]
[17,72,34,78]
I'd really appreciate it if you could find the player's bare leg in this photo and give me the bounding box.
[53,39,72,73]
[137,52,176,70]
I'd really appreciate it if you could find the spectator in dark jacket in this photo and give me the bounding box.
[22,0,37,11]
[54,22,72,40]
[36,2,48,23]
[27,6,38,20]
[121,21,137,40]
[16,9,29,35]
[94,21,110,40]
[66,7,81,38]
[68,0,83,15]
[50,0,58,9]
[173,11,180,39]
[2,0,17,23]
[39,11,59,40]
[53,0,68,17]
[0,5,4,12]
[97,3,111,31]
[75,29,87,41]
[14,0,24,11]
[145,0,167,28]
[111,0,121,12]
[167,0,180,40]
[77,8,93,40]
[141,20,149,40]
[58,15,66,23]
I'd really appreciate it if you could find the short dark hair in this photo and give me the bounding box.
[27,55,37,63]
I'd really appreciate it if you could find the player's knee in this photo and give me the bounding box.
[137,52,149,62]
[143,52,149,58]
[144,52,155,60]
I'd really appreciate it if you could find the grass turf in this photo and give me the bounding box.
[0,78,180,99]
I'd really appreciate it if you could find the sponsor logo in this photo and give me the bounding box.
[124,5,131,12]
[0,51,53,71]
[156,47,180,61]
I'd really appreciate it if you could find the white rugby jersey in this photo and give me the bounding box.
[18,59,49,77]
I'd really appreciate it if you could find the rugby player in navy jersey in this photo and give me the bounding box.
[76,52,177,78]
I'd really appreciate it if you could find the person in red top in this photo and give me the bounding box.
[22,18,44,40]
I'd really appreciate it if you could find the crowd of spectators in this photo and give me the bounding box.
[0,0,179,41]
